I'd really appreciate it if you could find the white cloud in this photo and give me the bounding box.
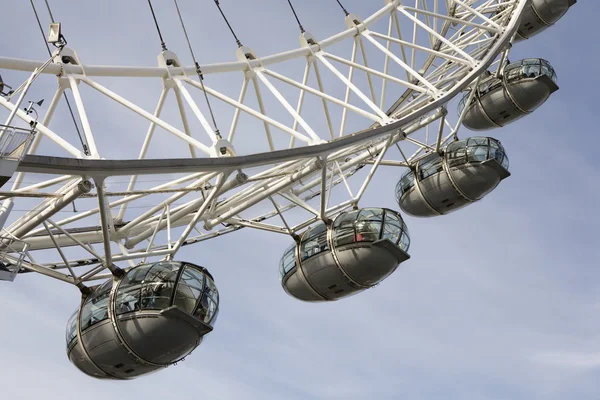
[530,352,600,369]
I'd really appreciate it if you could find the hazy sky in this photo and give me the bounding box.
[1,1,599,399]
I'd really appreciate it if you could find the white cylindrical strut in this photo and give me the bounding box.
[0,199,14,231]
[123,171,241,248]
[204,158,324,229]
[4,179,92,241]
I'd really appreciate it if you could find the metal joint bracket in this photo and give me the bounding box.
[158,50,183,77]
[345,14,365,34]
[300,32,320,53]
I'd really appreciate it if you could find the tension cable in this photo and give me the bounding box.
[286,0,305,33]
[29,0,89,155]
[173,0,222,139]
[335,0,350,16]
[147,0,168,51]
[213,1,243,48]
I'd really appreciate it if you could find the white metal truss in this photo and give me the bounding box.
[0,0,526,287]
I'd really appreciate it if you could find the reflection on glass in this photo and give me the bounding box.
[195,277,219,325]
[66,311,77,346]
[174,267,204,314]
[445,137,509,170]
[115,263,153,314]
[397,169,415,197]
[140,262,179,310]
[280,244,296,277]
[418,154,444,181]
[80,279,113,331]
[300,222,329,261]
[504,58,557,83]
[332,208,410,252]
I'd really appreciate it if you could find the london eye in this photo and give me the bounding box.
[0,0,589,393]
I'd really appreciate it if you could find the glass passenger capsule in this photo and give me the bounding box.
[66,261,219,380]
[280,208,410,302]
[395,137,510,217]
[514,0,576,42]
[459,59,558,131]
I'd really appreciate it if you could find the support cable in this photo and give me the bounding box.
[43,0,55,22]
[286,0,305,33]
[213,1,243,48]
[29,0,90,155]
[147,0,168,51]
[173,0,222,139]
[335,0,350,16]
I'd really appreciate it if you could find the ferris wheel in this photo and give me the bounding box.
[0,0,576,380]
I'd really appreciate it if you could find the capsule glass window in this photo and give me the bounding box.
[115,263,154,314]
[355,208,383,242]
[300,222,329,261]
[331,208,410,252]
[396,169,415,197]
[503,58,557,83]
[280,244,296,278]
[195,278,219,325]
[418,154,444,181]
[332,210,360,247]
[80,279,113,331]
[445,137,509,170]
[445,139,468,167]
[173,266,205,314]
[139,261,180,310]
[66,311,77,346]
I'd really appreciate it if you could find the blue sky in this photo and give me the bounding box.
[1,1,599,399]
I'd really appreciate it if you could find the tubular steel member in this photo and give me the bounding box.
[1,179,92,243]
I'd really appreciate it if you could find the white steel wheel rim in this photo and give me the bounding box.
[0,0,527,286]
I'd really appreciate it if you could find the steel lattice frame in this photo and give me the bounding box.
[0,0,526,288]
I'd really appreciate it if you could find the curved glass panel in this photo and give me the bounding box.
[174,266,205,314]
[332,210,359,247]
[457,91,469,115]
[139,261,180,310]
[445,137,509,170]
[80,279,113,331]
[396,169,415,200]
[280,244,296,278]
[66,311,77,346]
[355,208,383,242]
[115,263,154,314]
[384,209,410,251]
[504,58,557,83]
[445,139,469,167]
[195,277,219,326]
[299,221,329,261]
[332,208,410,252]
[417,153,444,181]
